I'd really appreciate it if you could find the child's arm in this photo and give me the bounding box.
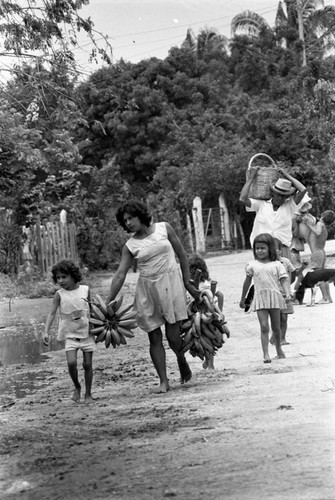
[43,292,60,346]
[280,276,291,302]
[239,275,252,309]
[302,217,322,235]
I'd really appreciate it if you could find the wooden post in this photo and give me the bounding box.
[35,217,44,274]
[186,214,194,253]
[219,193,231,248]
[192,196,205,253]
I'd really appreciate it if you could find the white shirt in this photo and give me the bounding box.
[247,198,298,247]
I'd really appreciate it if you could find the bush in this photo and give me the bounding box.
[14,264,58,298]
[0,215,22,274]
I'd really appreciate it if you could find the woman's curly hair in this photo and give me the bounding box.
[51,260,82,284]
[189,253,210,282]
[116,199,152,232]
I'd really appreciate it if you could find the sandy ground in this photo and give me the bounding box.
[1,245,335,500]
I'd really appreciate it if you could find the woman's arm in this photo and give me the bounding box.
[106,245,133,303]
[43,292,60,346]
[279,168,307,204]
[239,275,252,309]
[166,222,200,299]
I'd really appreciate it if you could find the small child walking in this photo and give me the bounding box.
[239,234,290,363]
[189,253,224,370]
[43,260,96,403]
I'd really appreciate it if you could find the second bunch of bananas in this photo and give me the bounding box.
[181,289,230,362]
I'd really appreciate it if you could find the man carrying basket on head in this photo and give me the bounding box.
[239,165,307,264]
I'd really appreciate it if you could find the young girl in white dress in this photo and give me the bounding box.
[107,200,200,393]
[240,233,290,363]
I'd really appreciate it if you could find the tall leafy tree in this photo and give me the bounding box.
[231,1,335,66]
[0,0,112,70]
[181,27,228,60]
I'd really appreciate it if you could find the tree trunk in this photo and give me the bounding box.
[296,2,307,66]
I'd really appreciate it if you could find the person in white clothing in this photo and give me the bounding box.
[239,167,307,262]
[43,260,96,404]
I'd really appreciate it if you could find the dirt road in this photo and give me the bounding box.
[1,248,335,500]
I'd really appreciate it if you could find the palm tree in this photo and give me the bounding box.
[231,0,335,66]
[181,27,228,59]
[231,10,271,37]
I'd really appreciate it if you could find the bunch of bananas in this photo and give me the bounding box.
[181,289,230,362]
[89,294,137,349]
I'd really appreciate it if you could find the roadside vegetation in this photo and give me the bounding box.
[1,0,335,284]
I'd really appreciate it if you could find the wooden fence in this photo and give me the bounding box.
[24,219,79,275]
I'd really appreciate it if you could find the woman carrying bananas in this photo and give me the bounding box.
[107,199,200,393]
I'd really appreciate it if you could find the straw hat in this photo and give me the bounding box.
[270,178,296,196]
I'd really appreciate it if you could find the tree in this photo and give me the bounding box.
[231,1,335,67]
[181,27,228,60]
[0,1,112,74]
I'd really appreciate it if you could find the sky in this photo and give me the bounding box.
[74,0,335,74]
[74,0,282,73]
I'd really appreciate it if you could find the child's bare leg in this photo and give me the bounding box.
[148,328,170,393]
[83,351,94,403]
[66,350,81,402]
[207,354,215,370]
[319,283,332,303]
[269,309,285,358]
[280,313,289,345]
[257,310,271,363]
[166,322,192,384]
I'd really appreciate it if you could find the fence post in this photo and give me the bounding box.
[35,217,45,274]
[192,196,205,253]
[186,214,194,253]
[219,193,231,248]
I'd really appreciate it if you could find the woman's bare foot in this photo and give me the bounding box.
[72,386,81,402]
[202,359,208,370]
[269,336,275,345]
[178,358,192,384]
[275,349,286,359]
[84,395,95,404]
[157,380,170,393]
[281,339,289,345]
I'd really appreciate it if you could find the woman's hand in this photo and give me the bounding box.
[185,282,201,300]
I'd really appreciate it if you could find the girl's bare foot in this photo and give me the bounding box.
[269,336,275,345]
[72,387,81,402]
[275,349,286,359]
[202,359,208,370]
[281,339,289,345]
[263,354,271,363]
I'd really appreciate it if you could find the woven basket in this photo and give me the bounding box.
[246,153,280,200]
